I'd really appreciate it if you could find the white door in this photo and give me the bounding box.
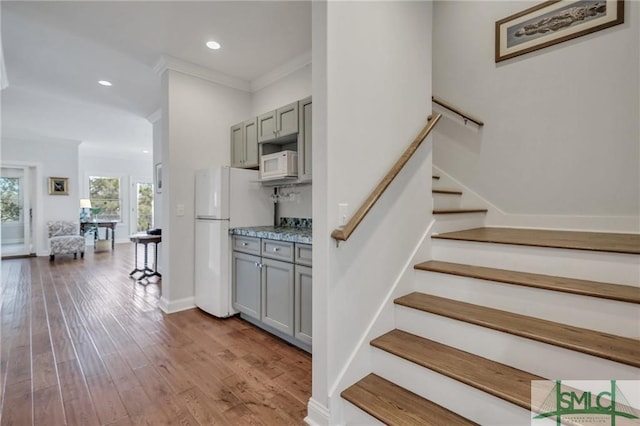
[130,179,154,234]
[1,166,33,257]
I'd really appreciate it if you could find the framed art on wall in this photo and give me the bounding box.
[495,0,624,62]
[48,177,69,195]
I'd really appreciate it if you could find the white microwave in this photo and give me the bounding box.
[260,150,298,180]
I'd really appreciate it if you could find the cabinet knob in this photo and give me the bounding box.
[272,247,279,252]
[242,242,248,246]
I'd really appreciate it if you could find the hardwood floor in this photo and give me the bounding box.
[0,244,311,425]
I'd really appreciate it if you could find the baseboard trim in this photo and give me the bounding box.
[305,397,330,426]
[158,296,195,314]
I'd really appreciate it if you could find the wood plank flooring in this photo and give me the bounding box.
[433,227,640,254]
[0,245,311,425]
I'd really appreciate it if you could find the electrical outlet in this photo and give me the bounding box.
[338,203,348,227]
[176,204,185,216]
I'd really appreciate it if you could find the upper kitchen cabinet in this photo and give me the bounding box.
[297,97,312,182]
[257,101,299,143]
[230,118,258,169]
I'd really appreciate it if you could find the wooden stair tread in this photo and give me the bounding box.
[341,373,478,426]
[433,227,640,255]
[395,292,640,367]
[433,208,487,214]
[433,189,463,195]
[415,260,640,304]
[371,330,542,410]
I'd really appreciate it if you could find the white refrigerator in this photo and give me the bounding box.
[194,166,273,317]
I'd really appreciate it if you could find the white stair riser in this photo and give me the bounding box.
[372,349,532,426]
[342,400,385,425]
[432,214,486,234]
[432,239,640,286]
[394,306,640,380]
[413,271,640,338]
[433,193,462,210]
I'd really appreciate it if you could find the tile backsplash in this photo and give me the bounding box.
[279,217,312,229]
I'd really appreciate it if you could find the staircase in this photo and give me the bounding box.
[340,177,640,425]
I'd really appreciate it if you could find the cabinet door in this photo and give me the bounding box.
[232,251,261,319]
[294,265,312,345]
[276,101,299,139]
[243,118,258,168]
[261,258,294,336]
[257,110,277,143]
[230,123,244,167]
[297,97,312,182]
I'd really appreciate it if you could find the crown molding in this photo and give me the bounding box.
[146,108,162,124]
[153,55,251,92]
[250,50,312,93]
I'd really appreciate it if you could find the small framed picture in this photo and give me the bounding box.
[48,177,69,195]
[155,163,163,194]
[495,0,624,62]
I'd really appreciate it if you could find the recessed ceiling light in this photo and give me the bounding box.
[98,80,112,87]
[206,41,221,50]
[142,150,150,154]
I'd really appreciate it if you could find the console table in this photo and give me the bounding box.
[129,234,161,282]
[80,221,118,250]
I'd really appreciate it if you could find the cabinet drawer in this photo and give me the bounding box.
[294,244,312,266]
[261,239,294,262]
[233,236,261,255]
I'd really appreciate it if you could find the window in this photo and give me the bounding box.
[0,177,21,223]
[136,182,154,232]
[89,176,121,221]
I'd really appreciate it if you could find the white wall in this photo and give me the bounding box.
[433,1,640,231]
[311,2,433,424]
[159,69,251,312]
[1,137,80,255]
[251,63,312,116]
[79,150,153,242]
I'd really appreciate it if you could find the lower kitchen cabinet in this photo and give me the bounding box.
[232,236,312,352]
[232,251,261,320]
[294,265,312,345]
[261,258,294,335]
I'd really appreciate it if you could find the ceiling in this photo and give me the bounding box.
[1,1,311,158]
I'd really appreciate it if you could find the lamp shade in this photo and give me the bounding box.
[80,199,92,208]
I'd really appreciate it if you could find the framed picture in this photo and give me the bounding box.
[155,163,162,194]
[48,177,69,195]
[495,0,624,62]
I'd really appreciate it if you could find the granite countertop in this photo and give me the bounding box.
[230,225,312,244]
[230,217,312,244]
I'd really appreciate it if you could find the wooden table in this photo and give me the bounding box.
[129,234,161,282]
[80,221,118,250]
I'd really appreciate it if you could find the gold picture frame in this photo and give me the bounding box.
[48,177,69,195]
[496,0,624,62]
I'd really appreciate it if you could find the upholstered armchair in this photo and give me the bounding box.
[47,221,85,261]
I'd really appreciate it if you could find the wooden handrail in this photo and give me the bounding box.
[331,113,442,244]
[432,96,484,126]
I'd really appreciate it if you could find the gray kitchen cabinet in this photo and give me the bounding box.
[230,118,258,168]
[294,264,312,345]
[257,101,299,143]
[232,236,311,352]
[261,257,295,336]
[232,251,262,320]
[297,97,312,182]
